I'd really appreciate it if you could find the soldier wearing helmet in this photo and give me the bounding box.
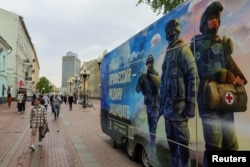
[199,1,223,34]
[165,18,181,43]
[190,2,246,167]
[159,18,199,167]
[136,54,159,156]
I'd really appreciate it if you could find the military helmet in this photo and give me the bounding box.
[165,19,181,34]
[199,1,223,33]
[146,54,154,65]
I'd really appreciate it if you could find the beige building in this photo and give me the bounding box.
[67,57,102,102]
[0,8,39,97]
[83,50,107,99]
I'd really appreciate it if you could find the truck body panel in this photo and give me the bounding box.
[100,0,250,166]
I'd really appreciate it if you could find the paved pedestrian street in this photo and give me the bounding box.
[0,99,140,167]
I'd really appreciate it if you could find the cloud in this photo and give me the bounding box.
[1,0,162,87]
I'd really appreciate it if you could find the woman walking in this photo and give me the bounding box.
[29,97,48,150]
[53,94,61,120]
[7,93,12,107]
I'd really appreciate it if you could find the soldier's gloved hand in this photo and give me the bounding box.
[185,103,195,118]
[226,71,236,84]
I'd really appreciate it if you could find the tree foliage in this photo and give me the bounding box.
[137,0,184,14]
[36,77,51,93]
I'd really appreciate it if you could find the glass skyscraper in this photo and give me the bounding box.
[61,51,81,87]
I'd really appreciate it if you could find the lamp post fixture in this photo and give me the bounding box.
[68,80,73,94]
[80,68,90,108]
[42,87,45,94]
[78,84,82,101]
[73,74,80,104]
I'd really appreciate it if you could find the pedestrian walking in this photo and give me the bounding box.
[64,94,68,104]
[7,93,12,107]
[31,94,36,106]
[17,92,24,113]
[42,94,50,111]
[50,94,55,113]
[53,94,61,120]
[29,97,48,151]
[22,93,27,111]
[68,93,74,111]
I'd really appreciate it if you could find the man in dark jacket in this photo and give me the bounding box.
[159,18,199,167]
[68,93,74,111]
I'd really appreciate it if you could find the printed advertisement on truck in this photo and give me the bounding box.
[100,0,250,166]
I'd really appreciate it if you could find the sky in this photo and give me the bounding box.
[0,0,162,87]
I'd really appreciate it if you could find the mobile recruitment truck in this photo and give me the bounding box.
[100,0,250,166]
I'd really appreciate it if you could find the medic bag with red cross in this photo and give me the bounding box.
[204,81,247,112]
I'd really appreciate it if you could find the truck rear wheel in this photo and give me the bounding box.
[140,147,151,167]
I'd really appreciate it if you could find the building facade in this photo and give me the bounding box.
[83,49,107,99]
[0,36,12,103]
[84,60,101,99]
[61,51,81,88]
[0,8,39,98]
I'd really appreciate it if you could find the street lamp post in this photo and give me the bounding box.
[80,68,90,108]
[68,80,73,94]
[78,84,82,102]
[42,87,45,94]
[73,74,80,104]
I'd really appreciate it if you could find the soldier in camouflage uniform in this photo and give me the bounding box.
[159,19,199,167]
[136,55,159,155]
[190,2,246,167]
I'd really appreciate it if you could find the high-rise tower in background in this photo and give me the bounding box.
[62,51,81,87]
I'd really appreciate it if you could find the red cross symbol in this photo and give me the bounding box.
[225,92,234,105]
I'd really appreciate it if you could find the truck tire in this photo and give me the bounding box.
[140,147,151,167]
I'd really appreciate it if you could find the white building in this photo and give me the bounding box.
[0,8,40,98]
[0,36,12,103]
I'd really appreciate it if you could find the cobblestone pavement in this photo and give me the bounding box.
[0,99,140,167]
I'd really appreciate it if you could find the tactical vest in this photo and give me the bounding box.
[195,37,226,73]
[163,46,185,100]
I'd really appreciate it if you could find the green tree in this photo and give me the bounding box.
[36,77,51,93]
[137,0,184,14]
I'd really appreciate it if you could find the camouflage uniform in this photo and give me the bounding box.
[159,19,199,167]
[190,2,240,167]
[137,55,159,154]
